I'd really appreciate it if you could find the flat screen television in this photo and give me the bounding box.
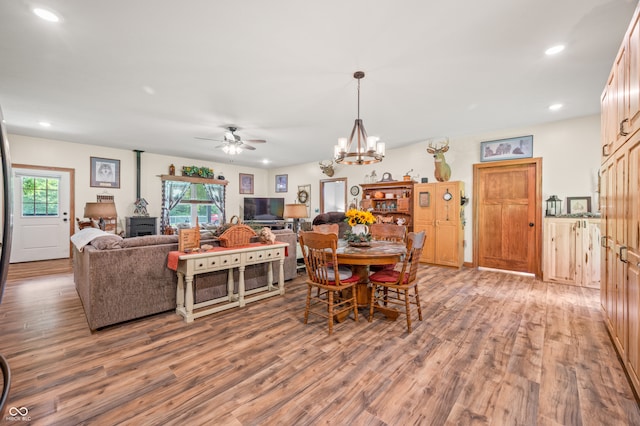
[243,197,284,221]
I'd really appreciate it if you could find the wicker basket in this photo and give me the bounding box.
[218,224,257,248]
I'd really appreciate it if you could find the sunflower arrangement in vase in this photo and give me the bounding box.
[344,208,376,246]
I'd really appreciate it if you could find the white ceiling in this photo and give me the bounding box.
[0,0,637,168]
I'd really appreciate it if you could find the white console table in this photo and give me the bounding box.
[170,242,288,323]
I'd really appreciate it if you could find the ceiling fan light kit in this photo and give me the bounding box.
[196,126,266,156]
[334,71,385,165]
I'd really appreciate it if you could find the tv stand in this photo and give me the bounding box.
[245,220,286,230]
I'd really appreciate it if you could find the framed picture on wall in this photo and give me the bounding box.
[239,173,254,194]
[480,135,533,162]
[90,157,120,188]
[566,196,591,214]
[275,174,288,193]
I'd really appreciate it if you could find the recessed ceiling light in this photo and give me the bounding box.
[545,45,565,56]
[262,159,270,164]
[549,103,563,111]
[38,121,51,127]
[33,7,60,23]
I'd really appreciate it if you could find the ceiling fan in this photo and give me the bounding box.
[195,126,266,155]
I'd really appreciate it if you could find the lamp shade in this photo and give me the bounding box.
[283,203,308,219]
[84,202,117,219]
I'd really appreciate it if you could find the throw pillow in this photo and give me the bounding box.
[90,235,124,250]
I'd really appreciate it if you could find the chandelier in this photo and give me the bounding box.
[334,71,385,165]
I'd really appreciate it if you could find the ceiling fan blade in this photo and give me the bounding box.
[195,136,222,142]
[241,144,257,150]
[244,139,267,144]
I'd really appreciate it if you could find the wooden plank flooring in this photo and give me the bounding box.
[0,260,639,425]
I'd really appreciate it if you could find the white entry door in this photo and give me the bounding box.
[10,168,71,263]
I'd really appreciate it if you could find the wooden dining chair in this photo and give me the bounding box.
[298,231,359,335]
[368,231,426,333]
[369,223,407,270]
[370,223,407,243]
[312,223,340,235]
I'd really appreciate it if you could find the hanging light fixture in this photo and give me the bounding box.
[222,143,242,155]
[334,71,385,165]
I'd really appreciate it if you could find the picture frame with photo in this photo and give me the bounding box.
[566,196,591,214]
[480,135,533,162]
[90,157,120,188]
[275,174,288,193]
[239,173,254,194]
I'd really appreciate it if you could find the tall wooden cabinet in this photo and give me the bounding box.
[600,2,640,397]
[413,181,465,268]
[360,181,414,231]
[542,218,601,288]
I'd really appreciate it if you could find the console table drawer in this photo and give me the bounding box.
[194,254,241,272]
[243,251,267,264]
[266,247,285,260]
[243,248,285,265]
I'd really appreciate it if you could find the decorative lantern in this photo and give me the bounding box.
[545,195,562,217]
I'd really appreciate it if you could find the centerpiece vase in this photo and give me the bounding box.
[351,224,369,236]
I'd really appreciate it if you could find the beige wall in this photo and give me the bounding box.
[267,114,602,262]
[9,113,601,262]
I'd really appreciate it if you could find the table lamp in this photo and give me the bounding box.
[283,203,308,234]
[84,202,117,231]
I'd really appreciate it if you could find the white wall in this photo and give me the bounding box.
[9,113,600,261]
[8,134,268,233]
[266,114,602,262]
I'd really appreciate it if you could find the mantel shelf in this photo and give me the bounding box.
[160,174,228,185]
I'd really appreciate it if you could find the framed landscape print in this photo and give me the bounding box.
[275,174,288,193]
[480,135,533,162]
[90,157,120,188]
[239,173,254,194]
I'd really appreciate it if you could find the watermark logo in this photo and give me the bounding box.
[6,406,30,422]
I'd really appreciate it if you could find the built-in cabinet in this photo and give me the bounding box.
[413,181,465,268]
[360,181,414,232]
[542,218,601,288]
[600,2,640,397]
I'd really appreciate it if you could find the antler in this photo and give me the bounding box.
[319,160,335,176]
[427,138,449,153]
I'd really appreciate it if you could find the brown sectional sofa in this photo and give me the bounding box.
[73,229,297,330]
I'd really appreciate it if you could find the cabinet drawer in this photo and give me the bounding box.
[193,254,241,271]
[266,247,285,260]
[243,251,268,264]
[397,198,410,212]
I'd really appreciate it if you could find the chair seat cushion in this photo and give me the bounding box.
[369,269,408,284]
[316,265,353,281]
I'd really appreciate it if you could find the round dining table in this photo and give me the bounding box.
[335,239,406,320]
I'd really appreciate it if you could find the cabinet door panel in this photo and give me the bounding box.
[628,12,640,138]
[543,219,578,284]
[627,251,640,391]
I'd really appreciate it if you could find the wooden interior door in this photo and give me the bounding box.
[413,183,435,263]
[473,158,541,276]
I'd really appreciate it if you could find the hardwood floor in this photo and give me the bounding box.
[0,260,639,425]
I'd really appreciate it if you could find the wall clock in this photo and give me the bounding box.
[443,189,453,201]
[350,185,360,196]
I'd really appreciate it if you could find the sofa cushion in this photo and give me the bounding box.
[90,235,124,250]
[120,234,179,248]
[312,211,347,225]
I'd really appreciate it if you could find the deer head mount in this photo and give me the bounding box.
[319,160,335,177]
[426,138,451,182]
